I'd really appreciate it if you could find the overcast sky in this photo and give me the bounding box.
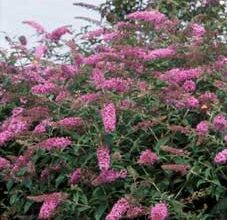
[0,0,105,46]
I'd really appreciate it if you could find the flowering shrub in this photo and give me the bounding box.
[0,3,227,220]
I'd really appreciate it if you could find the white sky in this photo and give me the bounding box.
[0,0,105,46]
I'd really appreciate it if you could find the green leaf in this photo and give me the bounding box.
[23,201,33,214]
[95,204,108,220]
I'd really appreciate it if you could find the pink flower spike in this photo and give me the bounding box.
[57,117,83,129]
[101,103,116,133]
[97,145,110,171]
[22,20,46,34]
[37,193,68,219]
[47,26,71,41]
[70,168,81,185]
[106,198,130,220]
[38,137,72,151]
[138,149,158,166]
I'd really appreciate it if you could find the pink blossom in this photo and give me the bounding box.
[126,206,143,218]
[12,107,24,117]
[33,119,52,134]
[127,10,168,29]
[199,91,218,104]
[55,91,70,103]
[102,31,121,42]
[82,28,110,40]
[191,23,206,38]
[101,103,116,133]
[57,117,83,129]
[0,131,12,145]
[92,169,127,186]
[161,164,190,175]
[159,68,202,85]
[47,26,71,41]
[224,135,227,143]
[79,92,101,104]
[185,96,200,108]
[40,168,50,181]
[118,99,136,110]
[31,82,56,95]
[90,68,105,87]
[150,202,168,220]
[214,149,227,164]
[102,78,132,92]
[61,64,78,78]
[196,121,209,136]
[97,145,110,171]
[38,137,72,151]
[28,192,67,220]
[11,155,30,174]
[39,199,58,219]
[138,149,158,166]
[106,198,130,220]
[35,45,47,59]
[182,80,196,92]
[0,156,10,170]
[212,114,227,132]
[69,168,81,185]
[145,47,176,61]
[38,193,67,219]
[5,116,29,135]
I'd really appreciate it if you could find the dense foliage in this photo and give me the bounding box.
[0,1,227,219]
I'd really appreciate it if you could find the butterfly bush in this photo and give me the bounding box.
[0,3,227,220]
